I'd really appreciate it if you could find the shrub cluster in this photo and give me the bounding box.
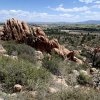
[0,56,50,93]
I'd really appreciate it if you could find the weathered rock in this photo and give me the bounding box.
[51,75,68,91]
[0,26,3,32]
[48,87,59,93]
[90,68,98,74]
[14,84,22,92]
[0,44,6,54]
[0,97,4,100]
[0,26,4,39]
[74,50,81,55]
[34,51,44,60]
[2,18,32,42]
[0,32,4,36]
[34,27,45,36]
[34,50,44,67]
[72,70,79,77]
[53,75,68,87]
[75,57,83,64]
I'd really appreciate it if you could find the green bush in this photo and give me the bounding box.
[77,72,91,85]
[42,53,62,75]
[1,87,100,100]
[2,41,36,64]
[0,56,50,93]
[47,88,100,100]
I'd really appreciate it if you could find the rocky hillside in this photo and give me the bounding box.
[0,18,100,100]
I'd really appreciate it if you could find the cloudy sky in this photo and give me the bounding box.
[0,0,100,22]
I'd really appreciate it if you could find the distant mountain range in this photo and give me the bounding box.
[77,20,100,24]
[32,20,100,25]
[1,20,100,25]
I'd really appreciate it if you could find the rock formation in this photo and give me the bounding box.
[1,18,32,42]
[0,18,82,63]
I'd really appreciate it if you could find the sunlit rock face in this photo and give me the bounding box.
[1,18,32,42]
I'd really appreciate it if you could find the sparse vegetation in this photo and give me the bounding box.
[2,41,37,64]
[1,23,100,99]
[0,56,50,93]
[77,72,91,85]
[47,88,100,100]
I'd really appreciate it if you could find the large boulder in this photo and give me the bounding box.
[14,84,22,92]
[34,51,44,60]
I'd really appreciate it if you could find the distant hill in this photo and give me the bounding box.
[31,20,100,25]
[75,20,100,24]
[1,20,100,25]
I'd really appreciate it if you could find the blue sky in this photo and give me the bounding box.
[0,0,100,22]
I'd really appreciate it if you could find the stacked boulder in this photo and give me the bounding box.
[1,18,32,42]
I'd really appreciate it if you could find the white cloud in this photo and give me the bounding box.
[92,4,100,8]
[78,10,100,21]
[79,0,95,4]
[0,9,81,22]
[84,11,100,20]
[79,0,100,4]
[0,9,100,22]
[50,4,89,12]
[95,1,100,3]
[0,10,58,22]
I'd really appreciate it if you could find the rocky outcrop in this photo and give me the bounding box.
[0,18,82,63]
[1,18,32,42]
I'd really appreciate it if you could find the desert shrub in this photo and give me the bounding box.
[59,61,84,86]
[2,41,36,64]
[42,53,62,76]
[60,60,88,75]
[43,52,88,78]
[1,88,100,100]
[43,53,63,75]
[2,41,35,55]
[47,88,100,100]
[0,56,50,93]
[0,91,37,100]
[77,72,91,85]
